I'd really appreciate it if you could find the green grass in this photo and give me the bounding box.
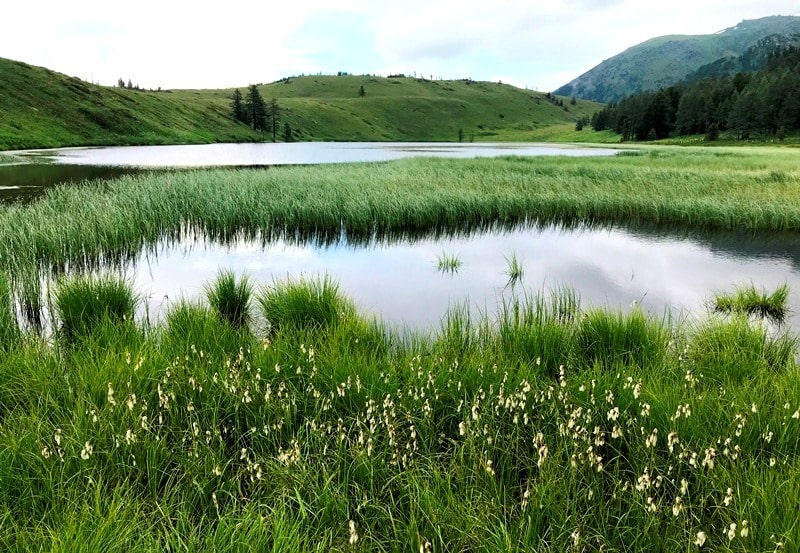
[436,251,463,274]
[712,283,790,322]
[205,269,254,329]
[0,57,602,150]
[257,275,356,332]
[504,252,525,286]
[0,277,798,550]
[52,273,138,344]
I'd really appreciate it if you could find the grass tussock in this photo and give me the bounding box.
[257,276,356,333]
[52,274,138,344]
[0,273,20,350]
[436,251,463,274]
[205,269,254,329]
[713,283,790,323]
[1,276,798,549]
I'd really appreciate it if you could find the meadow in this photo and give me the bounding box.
[1,146,800,550]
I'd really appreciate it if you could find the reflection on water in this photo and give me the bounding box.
[32,142,621,168]
[116,222,800,332]
[0,164,146,204]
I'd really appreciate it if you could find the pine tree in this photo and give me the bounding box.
[244,85,267,132]
[230,89,247,125]
[268,98,280,141]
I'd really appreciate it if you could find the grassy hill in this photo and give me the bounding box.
[0,58,602,150]
[555,15,800,103]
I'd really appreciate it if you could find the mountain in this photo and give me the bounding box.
[0,57,601,151]
[554,15,800,103]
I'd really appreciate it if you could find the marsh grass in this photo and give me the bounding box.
[504,252,524,287]
[257,276,355,332]
[0,277,799,550]
[205,269,254,329]
[713,283,790,323]
[0,273,19,349]
[436,251,463,274]
[52,274,138,344]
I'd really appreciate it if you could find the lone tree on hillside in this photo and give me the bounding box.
[230,89,247,125]
[244,84,268,132]
[358,85,366,98]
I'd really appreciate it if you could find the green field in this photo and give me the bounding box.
[0,57,601,150]
[2,147,800,550]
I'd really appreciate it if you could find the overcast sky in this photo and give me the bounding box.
[2,1,798,92]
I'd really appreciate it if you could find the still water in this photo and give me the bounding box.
[125,223,800,332]
[1,142,620,203]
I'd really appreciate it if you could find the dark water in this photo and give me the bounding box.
[0,163,145,204]
[119,222,800,332]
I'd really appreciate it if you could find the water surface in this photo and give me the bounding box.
[124,223,800,332]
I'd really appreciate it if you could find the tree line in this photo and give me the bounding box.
[230,85,293,142]
[590,44,800,141]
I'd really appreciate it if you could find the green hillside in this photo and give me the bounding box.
[555,15,800,103]
[0,58,602,150]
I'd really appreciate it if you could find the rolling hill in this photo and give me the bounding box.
[0,57,602,151]
[554,15,800,103]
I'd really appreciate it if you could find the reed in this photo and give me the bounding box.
[4,147,800,285]
[0,273,19,350]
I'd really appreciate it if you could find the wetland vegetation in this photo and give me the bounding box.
[1,146,800,550]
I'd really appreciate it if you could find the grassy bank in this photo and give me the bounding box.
[0,274,797,551]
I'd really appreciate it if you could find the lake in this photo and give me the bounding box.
[0,142,619,203]
[3,142,798,333]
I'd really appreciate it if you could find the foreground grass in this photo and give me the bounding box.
[0,275,798,551]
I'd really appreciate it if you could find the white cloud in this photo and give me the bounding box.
[1,0,798,90]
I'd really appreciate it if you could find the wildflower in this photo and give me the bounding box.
[727,523,737,542]
[640,403,651,417]
[212,465,222,477]
[125,429,136,445]
[646,496,658,512]
[107,382,117,406]
[348,520,359,545]
[740,520,749,538]
[680,478,689,495]
[126,393,137,411]
[633,380,642,399]
[645,428,658,448]
[672,496,683,516]
[80,441,93,460]
[41,446,51,458]
[571,529,580,548]
[607,406,620,421]
[701,448,716,470]
[694,531,707,547]
[54,428,62,447]
[723,487,734,507]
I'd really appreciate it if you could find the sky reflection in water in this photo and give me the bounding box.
[130,223,800,332]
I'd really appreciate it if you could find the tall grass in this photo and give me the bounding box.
[0,277,799,550]
[257,276,355,332]
[205,269,254,329]
[0,273,19,350]
[52,274,138,343]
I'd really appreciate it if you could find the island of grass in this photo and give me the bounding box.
[1,146,800,550]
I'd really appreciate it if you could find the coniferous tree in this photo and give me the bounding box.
[244,85,267,132]
[230,89,247,125]
[268,98,280,141]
